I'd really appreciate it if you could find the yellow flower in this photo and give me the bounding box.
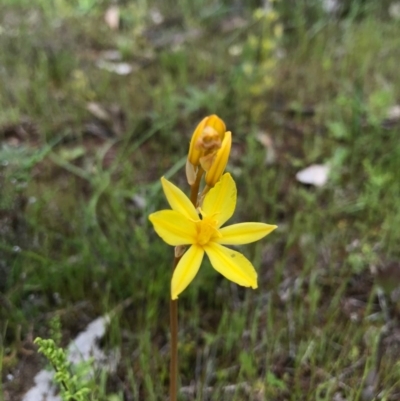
[149,173,277,299]
[186,115,228,185]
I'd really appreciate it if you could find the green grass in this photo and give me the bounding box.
[1,0,400,400]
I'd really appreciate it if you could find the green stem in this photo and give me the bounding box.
[50,362,77,401]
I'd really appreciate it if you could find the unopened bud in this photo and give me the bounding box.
[204,131,232,187]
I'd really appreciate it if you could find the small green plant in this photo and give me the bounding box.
[34,337,91,400]
[34,316,93,401]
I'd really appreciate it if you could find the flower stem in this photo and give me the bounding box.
[190,167,204,206]
[170,171,202,401]
[170,256,180,401]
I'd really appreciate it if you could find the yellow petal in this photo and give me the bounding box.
[205,131,232,187]
[207,115,226,138]
[149,210,197,246]
[216,223,277,245]
[202,173,236,227]
[171,245,204,299]
[204,242,257,288]
[187,116,208,166]
[161,177,199,221]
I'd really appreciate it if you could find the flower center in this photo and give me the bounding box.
[195,215,219,246]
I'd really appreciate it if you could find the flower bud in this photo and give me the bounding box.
[204,131,232,187]
[188,115,226,165]
[186,115,226,184]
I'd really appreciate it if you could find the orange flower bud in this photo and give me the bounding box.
[187,115,226,166]
[186,115,226,185]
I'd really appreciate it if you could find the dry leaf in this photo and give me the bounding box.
[86,102,126,137]
[296,164,330,187]
[387,105,400,120]
[86,102,110,122]
[322,0,340,14]
[389,2,400,19]
[256,132,276,165]
[221,16,247,33]
[149,8,164,25]
[100,50,122,61]
[104,5,120,30]
[381,105,400,129]
[96,60,135,75]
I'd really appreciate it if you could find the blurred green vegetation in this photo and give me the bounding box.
[1,0,400,400]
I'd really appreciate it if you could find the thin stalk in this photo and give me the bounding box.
[170,168,203,401]
[190,168,204,207]
[50,362,77,401]
[170,257,180,401]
